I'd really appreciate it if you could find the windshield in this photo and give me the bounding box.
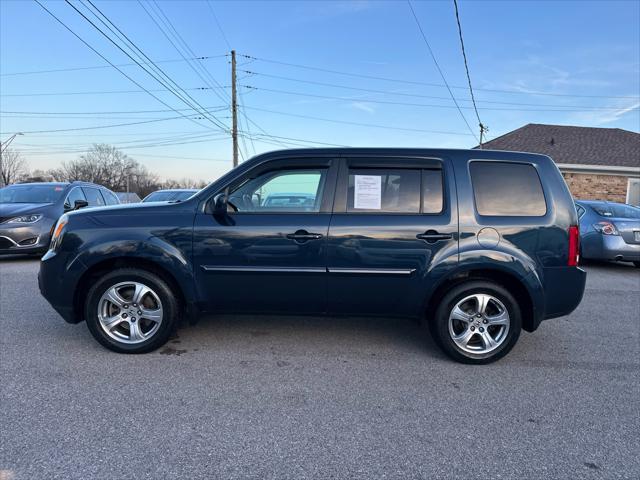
[593,204,640,219]
[143,190,195,202]
[0,184,65,204]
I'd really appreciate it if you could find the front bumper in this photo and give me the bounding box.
[38,250,86,323]
[0,222,51,255]
[582,233,640,262]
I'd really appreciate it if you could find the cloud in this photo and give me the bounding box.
[568,101,640,126]
[350,102,376,114]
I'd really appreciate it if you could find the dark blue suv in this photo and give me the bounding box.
[38,149,586,363]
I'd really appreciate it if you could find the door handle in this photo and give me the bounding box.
[416,230,453,244]
[286,230,323,242]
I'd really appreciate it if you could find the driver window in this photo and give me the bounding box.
[64,188,87,209]
[229,169,326,213]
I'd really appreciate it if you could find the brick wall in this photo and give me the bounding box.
[561,172,629,202]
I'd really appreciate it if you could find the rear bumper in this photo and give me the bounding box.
[582,233,640,262]
[38,250,86,324]
[542,266,587,320]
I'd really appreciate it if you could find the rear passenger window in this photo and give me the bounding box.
[348,169,421,213]
[470,162,546,216]
[82,187,106,207]
[423,169,444,214]
[102,190,119,205]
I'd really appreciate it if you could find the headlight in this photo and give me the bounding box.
[49,214,69,251]
[3,214,43,224]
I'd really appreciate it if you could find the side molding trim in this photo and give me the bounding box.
[201,266,326,273]
[201,266,416,275]
[327,268,416,275]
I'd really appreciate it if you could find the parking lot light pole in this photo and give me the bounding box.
[0,132,24,154]
[0,132,24,187]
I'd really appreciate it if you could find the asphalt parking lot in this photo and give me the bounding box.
[0,258,638,479]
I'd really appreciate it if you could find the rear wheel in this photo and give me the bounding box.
[430,281,522,364]
[84,268,179,353]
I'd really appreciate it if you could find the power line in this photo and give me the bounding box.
[1,106,226,115]
[0,86,228,97]
[33,0,215,132]
[143,0,231,106]
[0,115,201,134]
[243,106,474,136]
[20,135,231,154]
[407,1,478,141]
[242,85,634,113]
[452,0,486,144]
[70,0,228,131]
[238,69,632,110]
[206,0,231,50]
[242,54,640,100]
[20,131,228,148]
[240,132,348,148]
[0,54,227,76]
[201,3,286,154]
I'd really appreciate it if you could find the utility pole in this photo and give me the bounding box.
[231,49,239,167]
[478,123,488,149]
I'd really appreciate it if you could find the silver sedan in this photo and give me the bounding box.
[576,200,640,267]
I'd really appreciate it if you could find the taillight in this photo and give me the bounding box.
[568,225,580,267]
[593,221,619,235]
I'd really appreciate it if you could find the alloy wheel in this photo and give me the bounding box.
[448,293,510,354]
[97,281,163,344]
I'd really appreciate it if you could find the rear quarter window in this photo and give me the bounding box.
[102,190,119,205]
[470,161,547,216]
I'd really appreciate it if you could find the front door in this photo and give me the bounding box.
[193,157,338,314]
[327,156,458,317]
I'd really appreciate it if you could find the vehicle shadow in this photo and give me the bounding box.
[580,258,637,269]
[170,313,446,360]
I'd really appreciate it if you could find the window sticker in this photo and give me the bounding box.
[354,175,381,210]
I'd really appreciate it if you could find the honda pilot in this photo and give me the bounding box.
[38,149,586,363]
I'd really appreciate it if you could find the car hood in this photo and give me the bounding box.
[67,201,188,218]
[0,203,53,218]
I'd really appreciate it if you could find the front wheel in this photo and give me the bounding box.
[429,281,522,364]
[84,268,179,353]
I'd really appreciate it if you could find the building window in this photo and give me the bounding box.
[627,178,640,206]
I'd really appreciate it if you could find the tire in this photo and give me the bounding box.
[84,268,179,353]
[429,281,522,364]
[633,261,640,268]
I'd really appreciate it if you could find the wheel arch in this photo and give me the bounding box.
[73,256,191,324]
[424,266,540,332]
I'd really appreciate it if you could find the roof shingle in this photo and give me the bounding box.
[477,124,640,169]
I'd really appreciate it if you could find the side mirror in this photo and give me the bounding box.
[213,193,229,216]
[73,199,89,210]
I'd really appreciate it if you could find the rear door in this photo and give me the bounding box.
[326,155,458,317]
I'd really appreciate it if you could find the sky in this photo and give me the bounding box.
[1,0,639,182]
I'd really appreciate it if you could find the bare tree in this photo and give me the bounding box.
[46,144,209,196]
[54,144,133,190]
[162,178,208,189]
[0,148,28,186]
[129,163,160,198]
